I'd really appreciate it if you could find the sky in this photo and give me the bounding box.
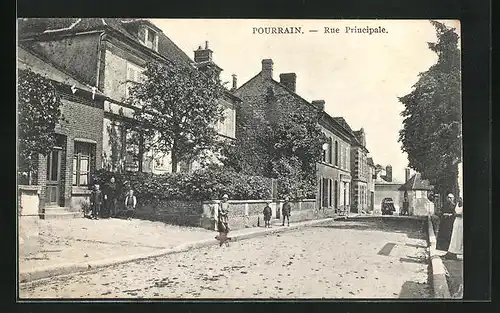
[150,19,460,183]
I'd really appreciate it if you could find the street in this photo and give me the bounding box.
[19,218,431,299]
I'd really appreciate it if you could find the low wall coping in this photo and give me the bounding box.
[202,199,316,204]
[72,187,92,195]
[18,185,41,193]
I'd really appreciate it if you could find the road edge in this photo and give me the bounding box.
[427,215,451,298]
[19,218,333,284]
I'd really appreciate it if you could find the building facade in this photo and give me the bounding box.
[19,18,238,176]
[317,108,352,212]
[18,18,239,214]
[18,45,105,215]
[350,129,370,213]
[367,157,376,211]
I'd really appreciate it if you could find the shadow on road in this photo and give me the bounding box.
[312,219,427,240]
[398,280,431,298]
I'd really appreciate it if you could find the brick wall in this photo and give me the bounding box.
[135,200,204,227]
[56,95,104,211]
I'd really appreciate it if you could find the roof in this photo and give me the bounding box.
[319,112,354,142]
[236,71,318,112]
[18,45,104,96]
[367,157,375,167]
[18,18,194,67]
[333,117,354,133]
[398,173,433,191]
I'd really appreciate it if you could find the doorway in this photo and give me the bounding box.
[45,148,62,207]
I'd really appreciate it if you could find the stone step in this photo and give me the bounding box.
[41,207,82,220]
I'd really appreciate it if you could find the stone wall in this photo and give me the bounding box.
[18,185,41,258]
[130,198,318,230]
[202,199,318,231]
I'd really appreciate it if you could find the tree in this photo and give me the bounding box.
[127,61,226,173]
[18,68,65,184]
[398,21,461,197]
[223,88,325,199]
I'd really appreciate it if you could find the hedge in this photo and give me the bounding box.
[92,165,272,205]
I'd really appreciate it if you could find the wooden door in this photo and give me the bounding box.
[45,148,62,206]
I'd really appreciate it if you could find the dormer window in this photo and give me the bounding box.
[139,26,159,52]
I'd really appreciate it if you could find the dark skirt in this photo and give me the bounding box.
[263,213,271,221]
[436,215,455,251]
[218,221,229,234]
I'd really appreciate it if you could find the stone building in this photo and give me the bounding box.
[233,59,319,179]
[350,129,370,213]
[234,59,357,211]
[17,45,106,217]
[374,167,434,216]
[398,170,434,216]
[316,111,352,213]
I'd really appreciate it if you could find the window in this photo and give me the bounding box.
[328,137,333,164]
[328,179,333,207]
[217,106,236,138]
[334,180,339,209]
[125,62,144,98]
[140,27,159,52]
[335,141,339,166]
[73,142,94,187]
[322,178,329,207]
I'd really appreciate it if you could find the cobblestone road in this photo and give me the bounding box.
[19,218,431,299]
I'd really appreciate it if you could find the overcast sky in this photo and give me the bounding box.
[151,19,460,182]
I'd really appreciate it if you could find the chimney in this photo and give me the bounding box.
[311,100,325,111]
[279,73,297,92]
[231,74,237,90]
[261,59,274,79]
[385,165,392,182]
[194,41,213,63]
[405,168,411,182]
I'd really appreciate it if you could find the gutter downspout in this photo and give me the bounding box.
[95,31,106,91]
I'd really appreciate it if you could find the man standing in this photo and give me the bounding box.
[436,193,456,251]
[281,196,292,226]
[104,177,118,218]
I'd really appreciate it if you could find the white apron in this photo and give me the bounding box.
[448,205,463,255]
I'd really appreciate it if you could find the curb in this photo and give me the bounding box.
[427,215,451,298]
[19,218,333,284]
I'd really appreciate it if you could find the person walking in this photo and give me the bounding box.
[89,184,103,220]
[263,201,273,228]
[281,196,292,226]
[445,197,463,260]
[436,193,457,251]
[216,194,231,247]
[104,176,118,218]
[124,189,137,221]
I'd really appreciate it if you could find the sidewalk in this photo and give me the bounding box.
[19,216,333,283]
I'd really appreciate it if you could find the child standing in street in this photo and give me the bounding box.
[216,194,231,247]
[90,184,103,220]
[263,201,272,228]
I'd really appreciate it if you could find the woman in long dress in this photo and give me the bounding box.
[436,193,457,251]
[216,194,231,247]
[445,197,463,259]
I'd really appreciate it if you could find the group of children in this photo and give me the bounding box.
[88,179,137,220]
[262,196,291,228]
[216,195,292,247]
